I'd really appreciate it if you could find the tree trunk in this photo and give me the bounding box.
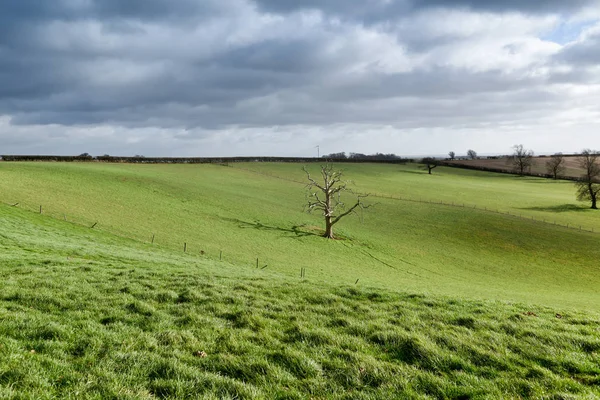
[324,215,334,238]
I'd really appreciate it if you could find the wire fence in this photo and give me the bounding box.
[3,198,323,281]
[1,165,597,285]
[2,186,598,291]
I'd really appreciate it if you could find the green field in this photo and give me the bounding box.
[1,161,600,398]
[1,162,599,309]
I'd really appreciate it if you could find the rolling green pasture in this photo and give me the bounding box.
[242,162,600,230]
[1,206,600,399]
[0,161,599,310]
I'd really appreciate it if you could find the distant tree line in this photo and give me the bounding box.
[321,152,404,161]
[0,154,95,162]
[0,154,412,164]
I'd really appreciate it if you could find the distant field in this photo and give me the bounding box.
[446,155,586,179]
[1,205,600,399]
[1,161,600,310]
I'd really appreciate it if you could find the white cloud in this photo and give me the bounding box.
[0,0,599,156]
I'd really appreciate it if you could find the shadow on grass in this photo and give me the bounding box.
[222,218,320,238]
[519,204,591,213]
[397,169,430,175]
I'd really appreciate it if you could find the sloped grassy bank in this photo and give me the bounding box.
[1,208,599,399]
[1,262,600,399]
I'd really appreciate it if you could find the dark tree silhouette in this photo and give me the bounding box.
[448,151,455,160]
[509,144,534,176]
[575,149,600,209]
[467,149,477,160]
[303,165,370,239]
[545,153,565,179]
[322,152,347,159]
[421,157,439,174]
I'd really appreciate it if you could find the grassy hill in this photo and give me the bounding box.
[1,204,600,399]
[1,161,599,310]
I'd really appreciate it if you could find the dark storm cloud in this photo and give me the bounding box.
[254,0,599,18]
[0,0,354,129]
[0,0,221,22]
[1,36,326,127]
[0,0,257,125]
[413,0,598,13]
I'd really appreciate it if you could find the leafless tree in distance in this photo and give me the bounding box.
[575,149,600,209]
[421,157,439,174]
[303,165,371,239]
[448,151,455,160]
[509,144,535,176]
[467,149,477,160]
[546,153,565,179]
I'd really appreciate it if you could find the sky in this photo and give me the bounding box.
[1,0,600,157]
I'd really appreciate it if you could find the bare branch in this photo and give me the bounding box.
[302,164,372,238]
[545,153,565,179]
[303,166,325,192]
[331,194,370,225]
[509,144,534,176]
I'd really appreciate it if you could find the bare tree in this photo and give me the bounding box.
[509,144,535,176]
[545,153,565,179]
[448,151,455,160]
[467,149,477,160]
[575,149,600,209]
[421,157,438,174]
[303,165,370,239]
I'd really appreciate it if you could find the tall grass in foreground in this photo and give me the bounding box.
[1,206,600,399]
[2,262,600,399]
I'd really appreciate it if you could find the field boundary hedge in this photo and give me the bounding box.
[440,161,585,182]
[0,155,414,164]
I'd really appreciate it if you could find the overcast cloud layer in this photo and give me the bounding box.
[1,0,600,157]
